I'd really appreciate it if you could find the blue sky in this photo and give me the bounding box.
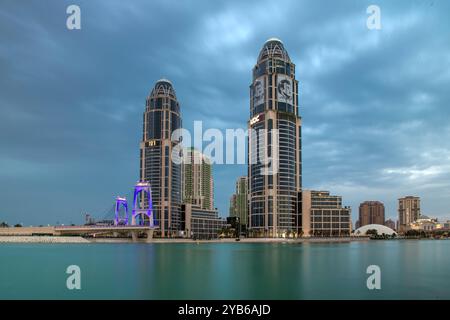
[1,0,449,225]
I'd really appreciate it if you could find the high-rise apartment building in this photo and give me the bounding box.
[248,38,302,237]
[359,201,385,226]
[140,79,182,237]
[228,176,248,227]
[229,194,237,217]
[384,219,396,231]
[182,147,214,210]
[398,196,421,233]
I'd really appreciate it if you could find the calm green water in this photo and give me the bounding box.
[1,240,450,299]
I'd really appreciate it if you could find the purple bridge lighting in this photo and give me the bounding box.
[131,181,155,227]
[114,196,128,226]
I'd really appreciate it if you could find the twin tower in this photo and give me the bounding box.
[140,38,302,238]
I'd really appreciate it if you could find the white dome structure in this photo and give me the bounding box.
[354,224,396,236]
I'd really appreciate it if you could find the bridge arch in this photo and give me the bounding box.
[114,196,129,226]
[132,181,155,227]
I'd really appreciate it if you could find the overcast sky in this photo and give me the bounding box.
[1,0,449,226]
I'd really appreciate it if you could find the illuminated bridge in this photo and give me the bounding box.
[0,182,159,242]
[54,225,155,242]
[78,181,158,241]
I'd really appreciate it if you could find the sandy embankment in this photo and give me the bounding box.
[0,236,90,244]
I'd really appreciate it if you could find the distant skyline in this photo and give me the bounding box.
[1,0,449,225]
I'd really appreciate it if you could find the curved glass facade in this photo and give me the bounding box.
[140,79,182,237]
[248,39,302,237]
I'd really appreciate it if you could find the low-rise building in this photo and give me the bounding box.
[181,203,226,239]
[354,224,396,236]
[302,190,352,237]
[407,215,443,232]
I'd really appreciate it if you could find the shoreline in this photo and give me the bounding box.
[0,235,370,244]
[0,236,90,244]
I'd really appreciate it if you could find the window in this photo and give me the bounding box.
[278,102,287,112]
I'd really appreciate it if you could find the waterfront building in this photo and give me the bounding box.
[359,201,385,227]
[140,79,182,237]
[384,219,396,231]
[181,203,226,239]
[301,190,352,237]
[248,38,302,237]
[84,213,95,225]
[354,224,396,236]
[229,194,237,217]
[182,147,214,210]
[407,215,442,232]
[398,196,421,233]
[226,216,240,235]
[229,176,248,228]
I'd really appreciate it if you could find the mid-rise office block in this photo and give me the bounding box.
[182,204,226,239]
[302,190,352,237]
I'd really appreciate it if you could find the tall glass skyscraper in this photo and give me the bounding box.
[248,38,302,237]
[140,79,182,237]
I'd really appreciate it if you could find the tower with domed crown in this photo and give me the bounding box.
[140,79,182,237]
[248,38,302,238]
